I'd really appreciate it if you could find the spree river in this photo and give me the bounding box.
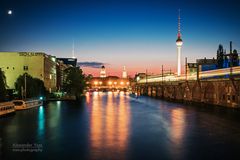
[1,92,240,160]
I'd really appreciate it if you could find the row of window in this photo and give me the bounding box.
[0,106,14,111]
[1,66,29,71]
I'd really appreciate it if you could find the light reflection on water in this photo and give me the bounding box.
[170,108,186,145]
[38,106,45,136]
[1,92,240,159]
[169,108,186,159]
[89,91,131,159]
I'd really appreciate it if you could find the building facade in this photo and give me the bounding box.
[0,52,57,92]
[89,66,130,91]
[90,76,130,90]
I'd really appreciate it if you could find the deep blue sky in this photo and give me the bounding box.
[0,0,240,76]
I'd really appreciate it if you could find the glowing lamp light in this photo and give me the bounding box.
[108,81,112,85]
[114,82,117,85]
[94,81,98,85]
[136,76,140,81]
[126,82,130,85]
[39,96,43,100]
[120,81,124,85]
[99,81,102,85]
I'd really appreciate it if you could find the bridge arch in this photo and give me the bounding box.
[203,82,216,104]
[192,82,202,102]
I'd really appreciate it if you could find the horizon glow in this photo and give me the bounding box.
[0,0,240,77]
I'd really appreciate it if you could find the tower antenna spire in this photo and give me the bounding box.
[178,9,181,39]
[72,40,75,58]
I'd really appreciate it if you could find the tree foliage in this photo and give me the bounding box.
[63,67,86,100]
[0,69,7,102]
[15,73,46,99]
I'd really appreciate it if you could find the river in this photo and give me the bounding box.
[1,92,240,160]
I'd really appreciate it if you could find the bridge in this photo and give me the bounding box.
[134,66,240,108]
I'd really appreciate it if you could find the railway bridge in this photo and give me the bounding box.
[134,79,240,108]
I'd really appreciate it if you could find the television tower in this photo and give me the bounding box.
[176,9,183,76]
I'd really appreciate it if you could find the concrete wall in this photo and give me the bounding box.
[135,80,240,108]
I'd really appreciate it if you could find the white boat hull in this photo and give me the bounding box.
[0,102,16,116]
[13,100,43,110]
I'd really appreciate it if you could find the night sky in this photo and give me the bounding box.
[0,0,240,76]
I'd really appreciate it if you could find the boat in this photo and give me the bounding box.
[12,99,43,110]
[0,102,16,116]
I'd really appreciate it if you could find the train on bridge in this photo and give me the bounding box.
[137,66,240,83]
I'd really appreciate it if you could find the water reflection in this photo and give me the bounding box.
[38,106,45,136]
[89,92,131,159]
[48,102,61,128]
[169,108,186,158]
[170,108,186,144]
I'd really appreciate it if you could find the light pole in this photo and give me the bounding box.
[24,73,27,99]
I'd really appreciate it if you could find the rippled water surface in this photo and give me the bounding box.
[1,92,240,160]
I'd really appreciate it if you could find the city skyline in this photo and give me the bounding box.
[1,0,240,76]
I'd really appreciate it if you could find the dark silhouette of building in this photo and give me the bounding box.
[216,41,239,69]
[57,58,77,67]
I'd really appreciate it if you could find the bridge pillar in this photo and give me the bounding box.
[152,86,157,97]
[148,86,152,97]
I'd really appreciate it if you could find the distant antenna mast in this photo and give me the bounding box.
[72,40,75,58]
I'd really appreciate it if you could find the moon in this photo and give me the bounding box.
[8,10,12,15]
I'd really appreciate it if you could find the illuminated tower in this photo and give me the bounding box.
[176,9,183,76]
[122,66,127,78]
[100,65,107,78]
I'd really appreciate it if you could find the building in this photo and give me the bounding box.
[56,57,78,91]
[194,42,239,72]
[89,66,130,91]
[57,58,77,67]
[196,58,218,71]
[216,42,239,69]
[56,60,68,91]
[0,52,57,92]
[176,10,183,76]
[90,76,130,90]
[100,65,107,78]
[122,66,128,78]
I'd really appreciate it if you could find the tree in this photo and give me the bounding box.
[85,74,93,88]
[63,67,86,100]
[0,69,7,102]
[15,73,46,99]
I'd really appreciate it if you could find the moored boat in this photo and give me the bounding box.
[13,99,43,110]
[0,102,16,116]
